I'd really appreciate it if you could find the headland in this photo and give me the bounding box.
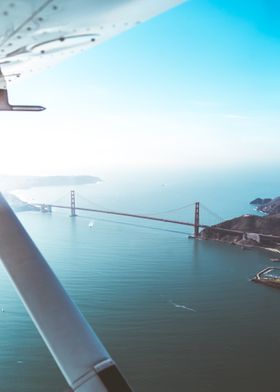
[1,175,101,212]
[200,212,280,253]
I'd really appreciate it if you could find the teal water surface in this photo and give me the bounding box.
[0,168,280,392]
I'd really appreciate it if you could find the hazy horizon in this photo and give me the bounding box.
[2,0,280,176]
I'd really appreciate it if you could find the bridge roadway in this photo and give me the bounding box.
[39,204,208,229]
[35,204,280,242]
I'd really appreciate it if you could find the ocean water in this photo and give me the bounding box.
[1,167,280,392]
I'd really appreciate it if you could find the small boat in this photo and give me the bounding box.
[88,221,94,228]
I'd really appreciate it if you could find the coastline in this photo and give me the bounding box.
[199,213,280,254]
[2,175,102,212]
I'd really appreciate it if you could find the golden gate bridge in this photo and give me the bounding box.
[31,190,280,246]
[32,190,225,238]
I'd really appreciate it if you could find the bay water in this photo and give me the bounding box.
[0,167,279,392]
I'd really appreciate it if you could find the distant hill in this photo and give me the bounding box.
[205,214,280,236]
[4,193,39,212]
[0,175,101,191]
[250,197,272,205]
[200,214,280,249]
[257,196,280,215]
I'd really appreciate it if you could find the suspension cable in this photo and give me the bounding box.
[200,203,224,222]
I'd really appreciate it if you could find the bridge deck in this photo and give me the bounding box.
[39,204,207,228]
[35,204,280,241]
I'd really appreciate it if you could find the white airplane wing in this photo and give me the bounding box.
[0,201,132,392]
[0,193,133,391]
[0,1,187,390]
[0,0,185,110]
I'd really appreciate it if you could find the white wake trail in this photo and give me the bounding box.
[169,300,196,312]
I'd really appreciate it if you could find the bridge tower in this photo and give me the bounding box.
[194,202,200,238]
[47,205,52,213]
[70,190,77,217]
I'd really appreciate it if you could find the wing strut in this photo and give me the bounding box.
[0,69,44,111]
[0,193,132,392]
[0,88,45,111]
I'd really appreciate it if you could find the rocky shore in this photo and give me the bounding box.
[200,214,280,251]
[250,195,280,215]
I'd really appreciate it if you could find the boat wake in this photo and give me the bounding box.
[169,300,196,312]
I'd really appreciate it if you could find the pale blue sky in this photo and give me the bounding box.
[3,0,280,176]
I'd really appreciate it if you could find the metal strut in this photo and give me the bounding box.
[0,193,132,392]
[0,88,45,111]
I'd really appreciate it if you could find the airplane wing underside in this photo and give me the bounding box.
[0,1,187,390]
[0,0,185,90]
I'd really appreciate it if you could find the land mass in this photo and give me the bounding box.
[0,175,101,212]
[200,214,280,252]
[0,175,101,191]
[255,196,280,215]
[4,193,40,212]
[250,197,272,205]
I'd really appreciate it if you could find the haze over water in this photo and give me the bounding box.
[0,167,280,392]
